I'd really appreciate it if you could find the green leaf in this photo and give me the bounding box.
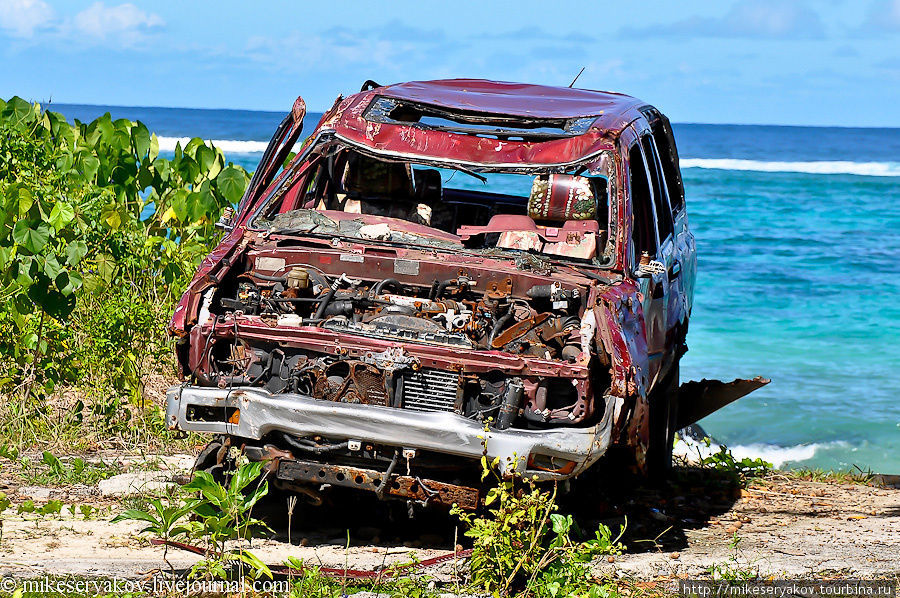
[94,253,116,283]
[170,189,189,221]
[0,246,12,270]
[42,254,63,280]
[183,137,203,158]
[196,145,216,174]
[27,277,76,319]
[48,202,75,231]
[215,165,247,205]
[550,513,571,535]
[12,221,51,253]
[13,293,33,315]
[78,153,100,182]
[187,187,218,223]
[110,129,131,152]
[111,509,162,526]
[177,155,200,183]
[231,461,265,494]
[235,549,273,580]
[101,204,122,229]
[152,157,170,183]
[12,255,35,287]
[6,184,33,217]
[65,240,88,265]
[149,133,159,162]
[2,96,35,128]
[94,114,115,145]
[56,270,82,296]
[137,163,154,190]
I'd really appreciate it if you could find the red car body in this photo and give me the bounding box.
[166,80,766,508]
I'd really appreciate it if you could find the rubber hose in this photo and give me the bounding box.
[247,272,287,283]
[373,278,403,295]
[375,449,401,499]
[434,279,454,299]
[313,286,337,319]
[488,306,514,347]
[281,433,349,454]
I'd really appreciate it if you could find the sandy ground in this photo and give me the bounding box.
[0,453,896,584]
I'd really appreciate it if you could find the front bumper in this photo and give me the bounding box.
[166,385,612,479]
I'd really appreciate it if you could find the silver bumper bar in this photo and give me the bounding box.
[166,385,612,479]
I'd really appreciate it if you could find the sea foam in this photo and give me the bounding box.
[157,136,269,154]
[681,158,900,177]
[673,435,847,468]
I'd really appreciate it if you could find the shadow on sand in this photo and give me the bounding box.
[252,463,741,555]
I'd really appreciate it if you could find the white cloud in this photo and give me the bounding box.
[0,1,164,45]
[621,0,826,39]
[72,2,164,41]
[862,0,900,32]
[0,0,55,38]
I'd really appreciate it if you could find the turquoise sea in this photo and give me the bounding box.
[54,104,900,474]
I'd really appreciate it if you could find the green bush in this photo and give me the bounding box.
[452,456,625,597]
[0,96,251,446]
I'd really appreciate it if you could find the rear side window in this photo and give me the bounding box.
[628,143,657,260]
[650,119,684,213]
[640,135,674,242]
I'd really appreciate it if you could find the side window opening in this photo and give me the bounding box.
[628,142,657,261]
[650,119,684,214]
[640,135,674,243]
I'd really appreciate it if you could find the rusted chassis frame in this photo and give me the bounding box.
[276,459,480,510]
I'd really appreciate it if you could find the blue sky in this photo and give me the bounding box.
[1,0,898,126]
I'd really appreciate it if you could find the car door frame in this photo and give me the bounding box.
[621,123,670,388]
[639,126,686,377]
[644,108,696,336]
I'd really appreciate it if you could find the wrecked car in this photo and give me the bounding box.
[166,79,768,509]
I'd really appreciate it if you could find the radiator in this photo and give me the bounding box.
[400,368,460,413]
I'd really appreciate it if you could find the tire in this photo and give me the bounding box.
[645,362,680,479]
[192,435,229,484]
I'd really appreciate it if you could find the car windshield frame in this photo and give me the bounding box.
[246,136,619,268]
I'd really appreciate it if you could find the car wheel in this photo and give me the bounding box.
[192,435,229,483]
[646,362,679,479]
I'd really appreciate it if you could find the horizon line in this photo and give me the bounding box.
[12,98,900,131]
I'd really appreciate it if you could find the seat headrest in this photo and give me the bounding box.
[414,169,442,202]
[342,155,412,198]
[528,174,598,222]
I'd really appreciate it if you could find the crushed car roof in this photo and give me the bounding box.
[379,79,642,120]
[315,79,646,168]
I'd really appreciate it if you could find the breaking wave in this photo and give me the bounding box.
[674,435,849,468]
[156,136,268,154]
[681,158,900,177]
[154,138,900,179]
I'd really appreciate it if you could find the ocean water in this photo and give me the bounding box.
[50,104,900,474]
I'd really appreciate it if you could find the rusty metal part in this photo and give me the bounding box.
[676,376,770,430]
[491,312,552,348]
[254,443,295,477]
[484,276,513,299]
[277,459,479,509]
[312,360,389,405]
[273,479,325,506]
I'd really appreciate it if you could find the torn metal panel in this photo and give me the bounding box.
[676,377,771,430]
